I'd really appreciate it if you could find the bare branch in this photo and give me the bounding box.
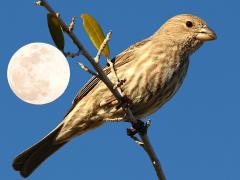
[78,62,98,77]
[65,50,82,58]
[106,57,126,97]
[36,1,137,124]
[94,31,126,97]
[141,134,166,179]
[69,16,76,32]
[35,1,43,6]
[95,31,112,63]
[129,135,144,147]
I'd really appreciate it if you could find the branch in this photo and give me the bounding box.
[36,0,137,124]
[36,1,166,179]
[69,16,76,32]
[64,50,82,58]
[106,57,125,96]
[78,62,98,77]
[94,31,125,98]
[128,133,144,147]
[141,134,166,179]
[127,120,165,179]
[95,31,112,63]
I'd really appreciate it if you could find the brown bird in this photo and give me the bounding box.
[13,14,216,177]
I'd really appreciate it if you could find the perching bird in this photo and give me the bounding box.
[13,14,216,177]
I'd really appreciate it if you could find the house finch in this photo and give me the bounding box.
[13,14,216,177]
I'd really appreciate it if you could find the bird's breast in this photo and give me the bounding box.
[124,55,189,118]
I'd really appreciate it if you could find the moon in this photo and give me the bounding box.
[7,42,70,105]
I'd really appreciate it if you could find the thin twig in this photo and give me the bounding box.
[98,32,125,97]
[65,50,82,58]
[95,31,112,63]
[36,1,165,180]
[129,135,144,147]
[69,16,76,32]
[141,134,166,179]
[35,1,43,6]
[128,120,165,180]
[78,62,98,77]
[95,31,125,97]
[106,57,125,97]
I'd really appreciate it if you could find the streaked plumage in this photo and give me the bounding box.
[13,14,216,177]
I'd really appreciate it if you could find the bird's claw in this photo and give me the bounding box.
[127,120,150,136]
[127,127,137,136]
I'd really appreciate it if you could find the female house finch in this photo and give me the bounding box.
[13,14,216,177]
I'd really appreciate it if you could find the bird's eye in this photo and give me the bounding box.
[186,21,193,28]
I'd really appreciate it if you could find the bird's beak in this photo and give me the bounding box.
[196,26,217,41]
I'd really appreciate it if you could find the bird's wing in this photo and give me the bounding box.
[64,38,151,117]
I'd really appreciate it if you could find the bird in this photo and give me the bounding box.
[13,14,216,177]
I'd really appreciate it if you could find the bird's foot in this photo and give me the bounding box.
[113,78,126,90]
[127,120,151,136]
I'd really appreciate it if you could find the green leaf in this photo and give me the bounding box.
[81,13,110,58]
[47,13,65,51]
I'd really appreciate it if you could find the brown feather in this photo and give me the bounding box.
[12,124,67,178]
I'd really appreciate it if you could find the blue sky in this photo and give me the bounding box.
[1,0,239,179]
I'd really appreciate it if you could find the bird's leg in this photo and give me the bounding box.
[127,119,151,136]
[113,78,126,91]
[127,120,151,147]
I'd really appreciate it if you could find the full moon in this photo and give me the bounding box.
[7,43,70,105]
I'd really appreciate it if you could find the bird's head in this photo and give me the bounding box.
[154,14,216,55]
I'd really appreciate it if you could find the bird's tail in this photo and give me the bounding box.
[12,124,67,178]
